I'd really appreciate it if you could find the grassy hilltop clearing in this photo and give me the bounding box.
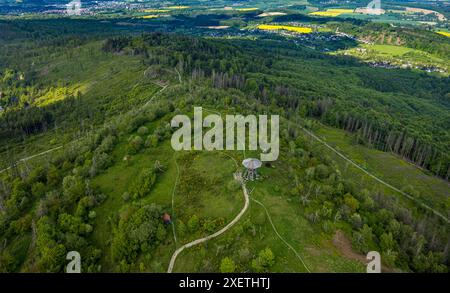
[0,0,449,273]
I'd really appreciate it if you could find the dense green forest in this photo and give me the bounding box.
[0,18,449,273]
[1,19,448,178]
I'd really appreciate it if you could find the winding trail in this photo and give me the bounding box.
[299,125,450,224]
[0,146,64,174]
[167,109,250,273]
[251,197,311,272]
[142,84,168,108]
[167,155,249,273]
[169,69,246,272]
[174,68,182,84]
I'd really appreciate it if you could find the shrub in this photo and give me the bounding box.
[227,179,241,192]
[90,152,112,177]
[62,176,84,203]
[203,219,216,233]
[97,135,116,153]
[128,136,144,154]
[88,211,97,219]
[350,213,362,229]
[31,182,46,198]
[58,213,86,235]
[177,220,186,236]
[156,224,167,242]
[129,168,157,199]
[315,164,329,179]
[145,134,159,148]
[352,224,373,254]
[251,248,275,272]
[344,193,359,212]
[220,257,236,273]
[137,126,149,136]
[187,215,199,232]
[111,204,163,263]
[122,192,131,202]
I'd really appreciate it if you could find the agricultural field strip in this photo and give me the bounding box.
[298,125,450,224]
[250,196,311,272]
[167,151,248,273]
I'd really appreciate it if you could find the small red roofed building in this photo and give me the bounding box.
[163,213,172,224]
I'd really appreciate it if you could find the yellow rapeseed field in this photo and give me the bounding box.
[257,24,312,34]
[166,6,190,10]
[142,15,160,19]
[310,9,354,17]
[437,31,450,37]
